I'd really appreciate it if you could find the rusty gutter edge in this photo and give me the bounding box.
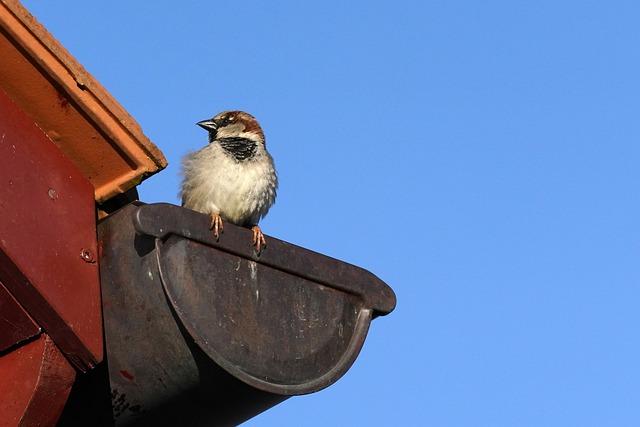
[134,203,397,315]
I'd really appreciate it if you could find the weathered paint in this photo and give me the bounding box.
[0,87,102,370]
[0,281,40,352]
[0,0,166,202]
[0,334,75,427]
[97,202,395,425]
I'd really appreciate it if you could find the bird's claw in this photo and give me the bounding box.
[209,213,224,240]
[251,225,266,254]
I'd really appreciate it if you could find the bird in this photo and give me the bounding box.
[180,111,277,253]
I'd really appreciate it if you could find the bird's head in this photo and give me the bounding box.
[197,111,265,145]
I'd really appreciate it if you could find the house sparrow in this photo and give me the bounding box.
[180,111,277,252]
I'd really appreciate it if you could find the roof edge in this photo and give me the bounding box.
[0,0,167,201]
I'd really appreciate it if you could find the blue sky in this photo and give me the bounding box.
[23,1,640,425]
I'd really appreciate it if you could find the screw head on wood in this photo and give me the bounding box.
[80,248,95,263]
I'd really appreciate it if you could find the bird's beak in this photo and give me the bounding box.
[196,119,218,133]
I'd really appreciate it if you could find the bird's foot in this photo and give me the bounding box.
[251,225,266,253]
[209,213,224,240]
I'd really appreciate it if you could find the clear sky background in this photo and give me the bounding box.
[22,1,640,426]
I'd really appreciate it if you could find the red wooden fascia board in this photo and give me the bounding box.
[0,87,102,371]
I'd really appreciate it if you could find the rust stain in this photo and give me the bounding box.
[119,369,134,381]
[56,92,69,111]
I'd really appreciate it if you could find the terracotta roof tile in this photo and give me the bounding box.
[0,0,167,202]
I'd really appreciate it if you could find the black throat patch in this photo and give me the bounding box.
[217,137,257,161]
